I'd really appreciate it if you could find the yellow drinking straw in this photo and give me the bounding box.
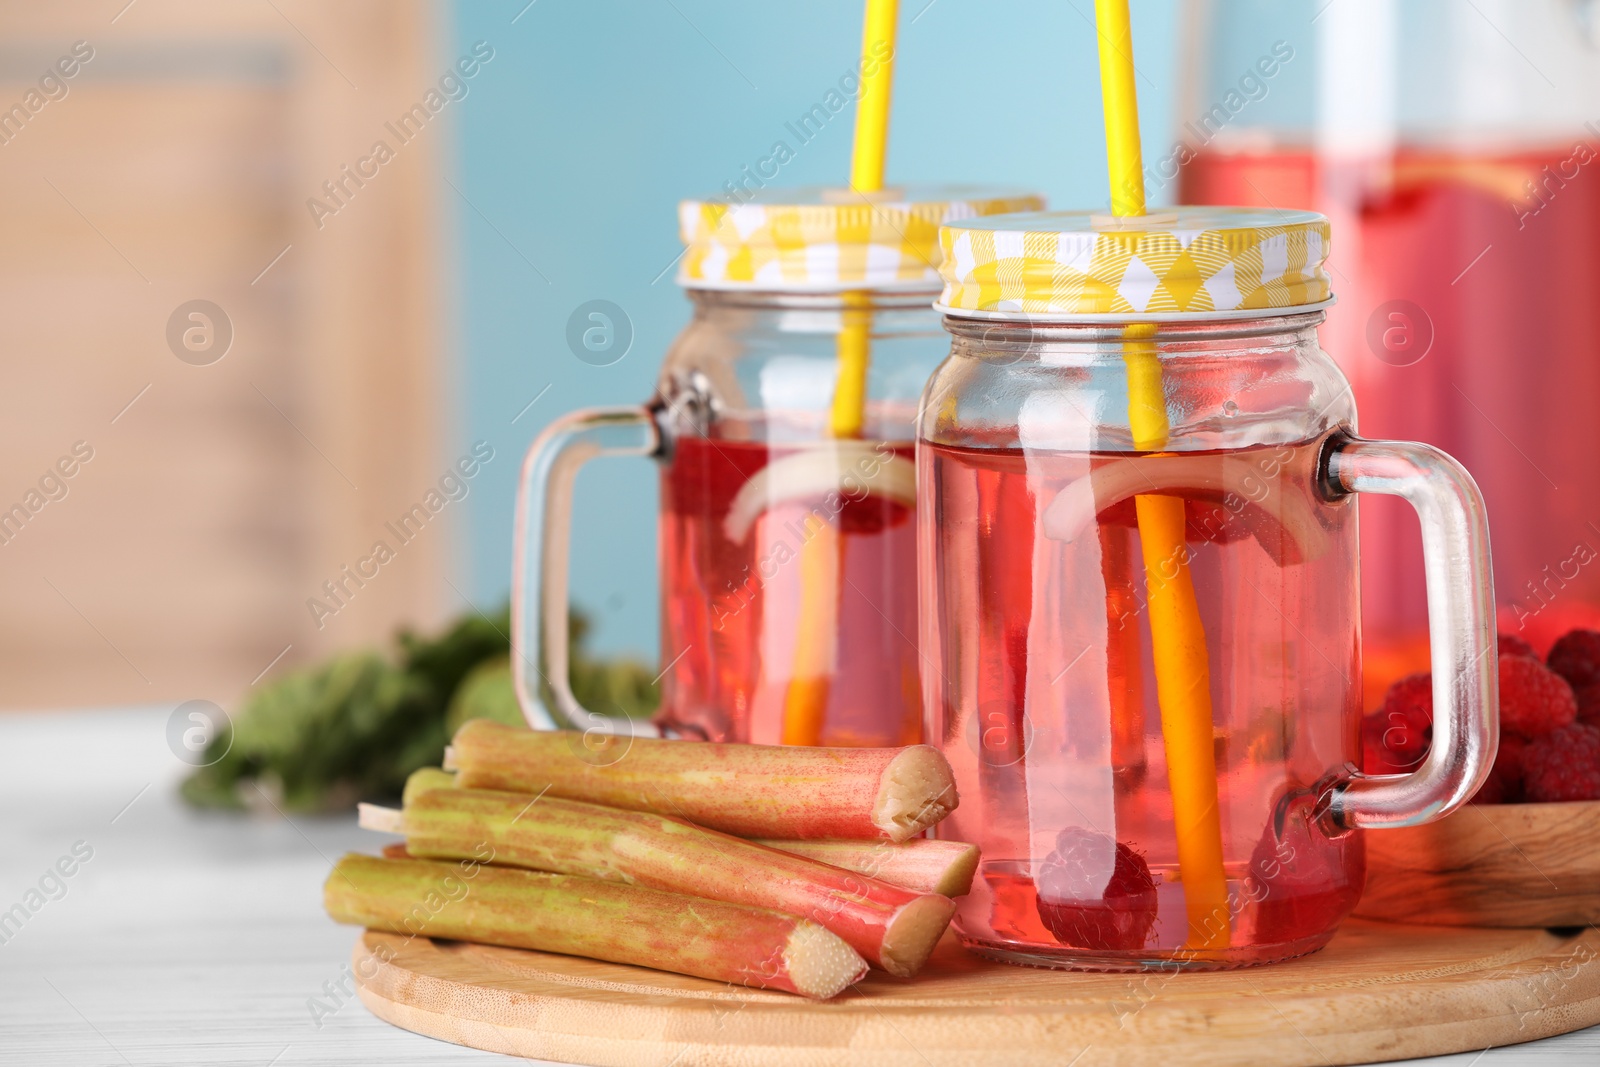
[848,0,897,196]
[831,0,896,436]
[782,0,899,746]
[1094,0,1231,950]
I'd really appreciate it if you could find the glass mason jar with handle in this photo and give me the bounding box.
[1178,0,1600,682]
[514,185,1042,744]
[920,206,1497,969]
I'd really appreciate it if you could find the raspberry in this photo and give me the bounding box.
[1498,654,1577,739]
[1522,723,1600,802]
[1547,629,1600,689]
[1035,827,1158,951]
[1248,788,1362,943]
[1497,633,1537,660]
[1470,733,1528,805]
[1362,673,1433,773]
[1573,681,1600,727]
[1362,715,1417,773]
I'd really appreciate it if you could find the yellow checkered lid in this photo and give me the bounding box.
[936,207,1333,319]
[678,185,1044,291]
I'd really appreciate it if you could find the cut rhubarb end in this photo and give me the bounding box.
[878,893,959,978]
[873,746,959,842]
[357,803,405,835]
[722,443,915,544]
[784,921,870,998]
[927,842,981,897]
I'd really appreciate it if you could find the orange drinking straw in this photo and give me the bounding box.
[1094,0,1231,950]
[781,0,899,745]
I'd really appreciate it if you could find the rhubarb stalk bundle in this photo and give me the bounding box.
[446,719,957,841]
[393,768,979,897]
[365,784,956,976]
[324,854,867,1000]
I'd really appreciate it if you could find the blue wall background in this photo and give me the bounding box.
[450,0,1180,658]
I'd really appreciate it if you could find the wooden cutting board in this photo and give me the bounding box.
[350,920,1600,1066]
[1356,801,1600,928]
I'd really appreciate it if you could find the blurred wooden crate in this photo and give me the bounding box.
[0,1,456,709]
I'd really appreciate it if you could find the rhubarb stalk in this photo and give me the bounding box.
[757,838,979,897]
[402,767,457,808]
[447,719,958,841]
[393,768,978,899]
[721,441,915,545]
[1041,451,1330,565]
[371,786,957,976]
[382,836,980,899]
[324,853,866,999]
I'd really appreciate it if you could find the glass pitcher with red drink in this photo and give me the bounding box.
[1178,0,1600,687]
[920,206,1497,968]
[512,185,1041,745]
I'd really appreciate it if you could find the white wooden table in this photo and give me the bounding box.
[3,706,1596,1066]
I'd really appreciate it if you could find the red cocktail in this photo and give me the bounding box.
[658,433,920,745]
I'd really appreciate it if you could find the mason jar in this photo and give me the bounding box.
[513,185,1042,745]
[920,206,1497,969]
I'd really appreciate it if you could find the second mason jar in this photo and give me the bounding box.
[920,207,1497,969]
[514,185,1041,746]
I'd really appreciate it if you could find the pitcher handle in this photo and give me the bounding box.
[1322,433,1498,830]
[512,405,665,734]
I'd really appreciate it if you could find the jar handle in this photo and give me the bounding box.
[512,405,665,734]
[1322,434,1498,830]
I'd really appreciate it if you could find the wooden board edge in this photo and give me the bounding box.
[351,929,1600,1067]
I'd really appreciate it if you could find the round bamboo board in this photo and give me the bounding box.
[352,920,1600,1066]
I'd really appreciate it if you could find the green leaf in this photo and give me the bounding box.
[180,606,654,813]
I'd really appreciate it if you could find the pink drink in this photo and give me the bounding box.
[920,434,1366,968]
[1183,144,1600,671]
[657,433,922,746]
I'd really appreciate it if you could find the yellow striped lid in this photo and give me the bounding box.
[936,207,1333,319]
[678,186,1044,291]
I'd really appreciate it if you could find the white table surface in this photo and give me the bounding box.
[2,707,1596,1067]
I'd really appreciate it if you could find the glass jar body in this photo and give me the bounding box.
[651,288,944,745]
[918,314,1367,969]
